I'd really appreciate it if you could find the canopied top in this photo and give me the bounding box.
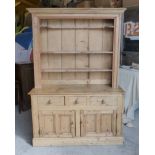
[27,8,126,15]
[28,8,126,89]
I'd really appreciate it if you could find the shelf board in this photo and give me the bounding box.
[40,26,114,29]
[40,51,113,54]
[42,68,112,73]
[29,84,123,95]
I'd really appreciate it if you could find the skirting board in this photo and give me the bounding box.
[33,137,124,146]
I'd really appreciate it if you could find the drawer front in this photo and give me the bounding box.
[89,96,118,106]
[38,96,64,106]
[66,96,87,105]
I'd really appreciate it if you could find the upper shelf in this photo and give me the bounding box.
[41,68,112,73]
[40,51,113,54]
[40,26,114,29]
[29,84,123,95]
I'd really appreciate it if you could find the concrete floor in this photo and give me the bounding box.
[15,107,139,155]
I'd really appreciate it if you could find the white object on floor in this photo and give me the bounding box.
[119,67,139,127]
[126,122,134,128]
[123,114,134,128]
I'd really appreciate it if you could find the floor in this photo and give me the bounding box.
[15,107,139,155]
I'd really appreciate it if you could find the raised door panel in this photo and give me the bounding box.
[80,110,117,137]
[39,111,57,137]
[56,111,75,138]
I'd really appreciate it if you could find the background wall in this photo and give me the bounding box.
[121,6,139,65]
[124,6,139,51]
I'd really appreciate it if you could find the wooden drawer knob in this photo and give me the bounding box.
[101,99,105,104]
[74,99,78,104]
[47,100,52,105]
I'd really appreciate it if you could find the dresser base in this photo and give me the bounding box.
[33,137,124,146]
[29,85,124,147]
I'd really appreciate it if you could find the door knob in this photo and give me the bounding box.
[75,99,78,104]
[101,99,105,104]
[47,100,52,105]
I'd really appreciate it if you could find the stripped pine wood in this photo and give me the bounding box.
[40,20,48,80]
[40,51,113,54]
[80,110,114,137]
[76,110,80,137]
[47,20,61,80]
[101,114,112,134]
[31,14,120,20]
[38,111,44,136]
[117,113,122,136]
[40,27,115,30]
[37,96,64,106]
[41,56,48,80]
[89,54,112,85]
[80,111,85,137]
[43,111,75,138]
[29,84,124,95]
[42,79,111,85]
[112,16,122,88]
[96,113,101,133]
[55,113,60,137]
[37,106,118,111]
[112,110,117,136]
[71,111,76,137]
[89,24,103,51]
[42,68,112,72]
[27,8,126,14]
[89,95,118,106]
[28,8,125,146]
[75,19,88,52]
[89,54,112,69]
[44,115,55,135]
[89,19,113,85]
[75,19,89,81]
[85,113,96,133]
[39,111,57,137]
[31,96,39,137]
[66,96,87,106]
[60,114,71,134]
[31,14,122,86]
[47,20,62,51]
[48,55,61,80]
[32,16,41,88]
[102,29,113,51]
[89,72,112,85]
[61,20,75,80]
[33,137,124,146]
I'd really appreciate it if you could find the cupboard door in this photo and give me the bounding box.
[56,111,75,138]
[80,110,117,137]
[39,111,75,138]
